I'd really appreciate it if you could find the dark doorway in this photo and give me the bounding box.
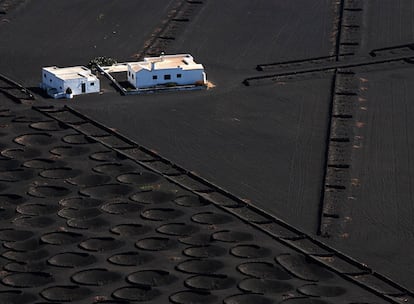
[81,83,86,93]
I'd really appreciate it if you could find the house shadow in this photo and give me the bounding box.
[27,87,53,99]
[118,81,135,90]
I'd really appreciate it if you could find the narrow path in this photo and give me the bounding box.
[134,0,206,59]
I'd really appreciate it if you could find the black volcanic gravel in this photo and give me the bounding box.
[0,0,414,294]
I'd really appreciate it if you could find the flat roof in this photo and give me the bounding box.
[43,66,98,81]
[128,54,204,73]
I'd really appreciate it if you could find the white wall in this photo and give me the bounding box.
[127,66,136,88]
[41,68,100,96]
[42,69,64,93]
[64,78,83,95]
[64,78,100,96]
[131,67,205,89]
[86,78,100,94]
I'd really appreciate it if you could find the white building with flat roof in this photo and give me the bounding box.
[41,66,100,99]
[127,54,206,89]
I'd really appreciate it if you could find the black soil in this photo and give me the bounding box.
[1,0,414,294]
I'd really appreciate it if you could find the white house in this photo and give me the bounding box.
[40,66,100,99]
[127,54,206,89]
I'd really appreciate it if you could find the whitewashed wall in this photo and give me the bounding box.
[42,69,64,93]
[128,66,205,89]
[42,69,100,96]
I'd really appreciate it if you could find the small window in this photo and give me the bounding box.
[164,74,171,80]
[177,73,182,78]
[128,71,130,76]
[90,82,94,86]
[44,73,46,78]
[152,75,158,80]
[59,86,62,89]
[132,74,134,79]
[50,79,52,82]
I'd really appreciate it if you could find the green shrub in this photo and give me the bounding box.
[88,56,117,70]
